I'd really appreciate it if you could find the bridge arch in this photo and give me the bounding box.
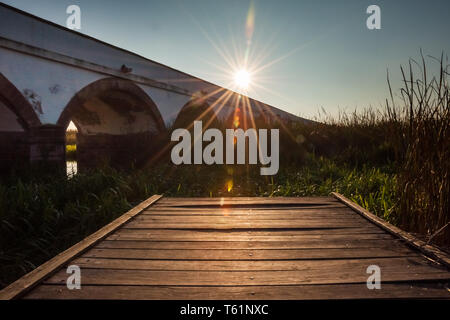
[58,77,167,170]
[172,91,220,131]
[0,73,41,130]
[0,73,42,171]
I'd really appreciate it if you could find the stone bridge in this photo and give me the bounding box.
[0,3,303,171]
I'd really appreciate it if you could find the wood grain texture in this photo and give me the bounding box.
[96,238,404,249]
[143,206,349,214]
[23,283,450,300]
[123,221,371,230]
[82,247,417,260]
[43,269,450,286]
[108,229,392,241]
[71,257,439,272]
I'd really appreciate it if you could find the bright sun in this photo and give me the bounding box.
[234,69,251,89]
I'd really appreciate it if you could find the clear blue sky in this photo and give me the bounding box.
[3,0,450,119]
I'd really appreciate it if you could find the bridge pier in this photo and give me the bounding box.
[0,131,29,173]
[29,124,66,170]
[77,131,161,170]
[0,124,66,174]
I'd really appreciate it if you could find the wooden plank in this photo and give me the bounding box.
[142,207,351,215]
[150,203,347,208]
[155,198,340,208]
[155,204,343,210]
[108,229,391,241]
[332,192,450,268]
[134,215,366,222]
[154,203,342,209]
[23,283,450,300]
[142,207,358,214]
[153,203,346,208]
[158,196,336,201]
[70,256,443,272]
[96,238,405,250]
[82,247,417,260]
[130,216,367,225]
[153,201,344,205]
[141,212,352,218]
[0,195,163,300]
[122,221,370,230]
[157,196,337,203]
[43,269,450,286]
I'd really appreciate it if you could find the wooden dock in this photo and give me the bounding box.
[1,194,449,299]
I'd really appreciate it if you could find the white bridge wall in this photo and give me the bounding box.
[0,46,193,126]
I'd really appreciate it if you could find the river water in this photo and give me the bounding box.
[67,161,77,177]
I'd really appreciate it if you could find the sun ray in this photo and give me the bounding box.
[213,27,240,70]
[228,24,244,69]
[243,94,257,130]
[143,87,233,167]
[253,98,299,143]
[188,15,238,72]
[250,81,299,106]
[252,27,337,75]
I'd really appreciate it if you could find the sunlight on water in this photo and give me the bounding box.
[67,161,78,177]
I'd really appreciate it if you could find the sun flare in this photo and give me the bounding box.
[234,69,251,89]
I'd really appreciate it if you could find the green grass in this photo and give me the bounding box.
[0,168,133,288]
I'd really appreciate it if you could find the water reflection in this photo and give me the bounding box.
[67,161,78,177]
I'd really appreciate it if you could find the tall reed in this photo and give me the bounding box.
[386,52,450,244]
